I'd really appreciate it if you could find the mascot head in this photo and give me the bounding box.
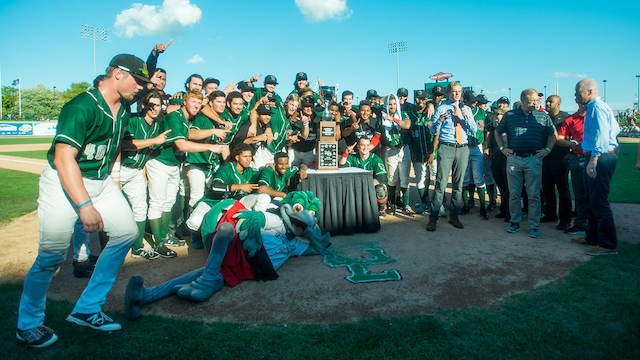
[279,191,321,236]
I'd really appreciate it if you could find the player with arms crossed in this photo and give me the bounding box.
[16,54,150,347]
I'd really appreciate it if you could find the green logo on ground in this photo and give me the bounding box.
[323,247,401,283]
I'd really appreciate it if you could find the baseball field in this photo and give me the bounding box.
[1,137,639,359]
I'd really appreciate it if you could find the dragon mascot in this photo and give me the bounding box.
[124,191,331,320]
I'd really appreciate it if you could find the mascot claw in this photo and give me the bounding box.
[306,224,332,255]
[173,277,224,302]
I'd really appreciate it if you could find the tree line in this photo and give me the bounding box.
[1,82,90,121]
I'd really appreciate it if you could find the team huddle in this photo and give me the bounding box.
[15,42,621,348]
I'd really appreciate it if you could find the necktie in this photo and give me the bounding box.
[454,104,463,144]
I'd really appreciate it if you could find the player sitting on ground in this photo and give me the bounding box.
[123,191,331,321]
[339,137,388,218]
[183,143,268,248]
[258,152,308,199]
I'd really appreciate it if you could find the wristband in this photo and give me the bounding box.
[499,146,504,151]
[78,199,92,208]
[393,118,400,124]
[342,152,349,158]
[545,147,551,152]
[303,122,309,127]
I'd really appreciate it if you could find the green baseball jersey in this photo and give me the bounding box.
[186,113,222,176]
[251,88,283,108]
[344,154,386,178]
[408,110,434,163]
[219,108,249,145]
[257,165,299,192]
[122,114,162,169]
[47,89,130,179]
[152,108,189,166]
[375,111,410,147]
[471,107,487,145]
[266,106,291,153]
[203,162,260,205]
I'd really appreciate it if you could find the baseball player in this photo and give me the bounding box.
[119,90,171,259]
[185,90,230,217]
[376,94,413,215]
[145,91,228,258]
[339,137,388,217]
[16,54,150,347]
[257,151,307,199]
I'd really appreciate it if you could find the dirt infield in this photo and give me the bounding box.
[1,151,638,324]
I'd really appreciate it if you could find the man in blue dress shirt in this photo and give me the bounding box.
[426,82,477,231]
[570,78,620,255]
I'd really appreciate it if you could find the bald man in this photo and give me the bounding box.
[570,79,620,255]
[540,95,571,230]
[494,89,556,239]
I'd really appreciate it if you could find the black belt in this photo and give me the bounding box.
[122,163,142,169]
[440,142,467,148]
[515,151,537,157]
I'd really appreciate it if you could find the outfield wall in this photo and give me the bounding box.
[0,122,58,136]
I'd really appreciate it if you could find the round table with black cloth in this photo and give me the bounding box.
[296,167,381,235]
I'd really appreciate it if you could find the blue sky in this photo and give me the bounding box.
[1,0,639,112]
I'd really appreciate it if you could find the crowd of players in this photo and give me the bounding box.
[70,42,607,267]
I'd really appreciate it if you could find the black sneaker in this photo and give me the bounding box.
[565,226,586,235]
[460,206,470,215]
[556,221,570,231]
[155,244,177,258]
[401,206,415,216]
[479,212,489,220]
[486,203,495,212]
[16,325,58,348]
[73,259,95,278]
[164,234,185,247]
[66,311,121,331]
[131,246,160,260]
[124,275,146,321]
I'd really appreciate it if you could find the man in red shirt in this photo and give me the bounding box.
[556,103,587,235]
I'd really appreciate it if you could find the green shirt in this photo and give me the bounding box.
[257,166,299,192]
[153,109,189,166]
[471,107,487,145]
[266,106,291,153]
[407,110,434,162]
[251,88,283,108]
[122,114,162,169]
[203,162,260,205]
[344,154,386,177]
[219,108,249,145]
[375,111,411,147]
[47,89,130,179]
[187,113,222,176]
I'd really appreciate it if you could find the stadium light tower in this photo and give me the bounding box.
[81,24,107,78]
[388,41,407,91]
[636,75,640,112]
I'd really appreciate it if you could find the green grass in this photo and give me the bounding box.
[609,141,640,203]
[0,150,48,160]
[1,243,638,359]
[0,137,53,145]
[0,168,40,225]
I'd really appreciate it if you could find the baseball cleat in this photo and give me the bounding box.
[16,326,58,348]
[66,311,121,331]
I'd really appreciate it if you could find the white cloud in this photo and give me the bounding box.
[295,0,352,23]
[186,54,204,64]
[483,88,509,95]
[114,0,202,38]
[553,72,588,79]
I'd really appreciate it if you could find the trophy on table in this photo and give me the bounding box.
[316,85,339,170]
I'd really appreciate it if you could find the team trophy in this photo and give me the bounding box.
[316,85,339,170]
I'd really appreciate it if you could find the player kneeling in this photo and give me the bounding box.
[339,137,388,218]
